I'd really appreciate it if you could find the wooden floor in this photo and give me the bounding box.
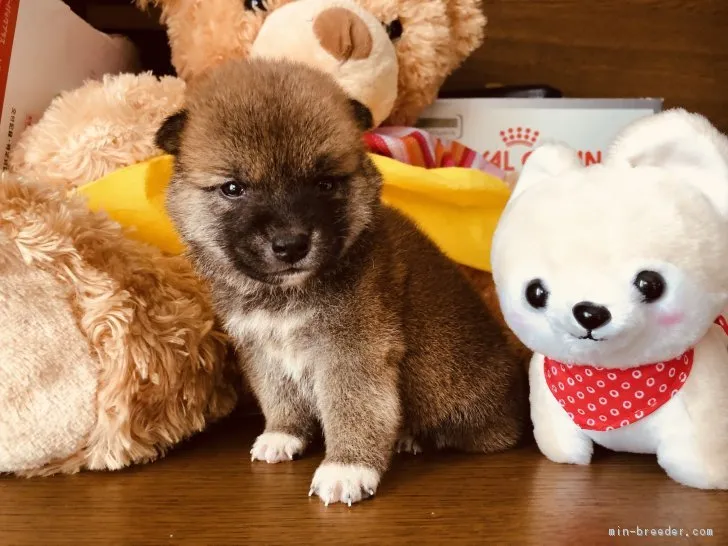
[1,409,726,545]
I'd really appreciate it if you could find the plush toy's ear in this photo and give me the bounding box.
[155,110,188,156]
[447,0,487,74]
[349,99,374,132]
[134,0,168,9]
[607,108,728,218]
[509,142,582,201]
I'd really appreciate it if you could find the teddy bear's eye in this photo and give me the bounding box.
[243,0,268,12]
[525,279,549,309]
[634,270,666,303]
[385,18,404,41]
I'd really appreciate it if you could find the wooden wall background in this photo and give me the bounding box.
[69,0,728,131]
[445,0,728,132]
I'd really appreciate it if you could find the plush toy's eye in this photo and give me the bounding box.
[634,270,666,303]
[525,279,549,309]
[220,180,247,198]
[243,0,268,12]
[385,18,403,41]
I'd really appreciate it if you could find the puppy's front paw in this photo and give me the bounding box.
[250,432,305,463]
[309,463,380,507]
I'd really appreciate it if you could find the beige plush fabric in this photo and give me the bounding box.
[10,72,186,189]
[136,0,296,82]
[0,174,237,476]
[0,261,97,473]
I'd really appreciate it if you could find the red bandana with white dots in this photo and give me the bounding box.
[544,316,728,432]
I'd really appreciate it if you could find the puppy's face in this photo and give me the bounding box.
[157,59,380,288]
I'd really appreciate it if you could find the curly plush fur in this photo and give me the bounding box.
[0,174,236,476]
[10,72,185,189]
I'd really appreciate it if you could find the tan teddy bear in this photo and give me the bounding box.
[138,0,486,126]
[2,0,509,477]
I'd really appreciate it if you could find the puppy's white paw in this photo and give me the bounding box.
[309,463,380,507]
[250,432,304,463]
[396,435,423,455]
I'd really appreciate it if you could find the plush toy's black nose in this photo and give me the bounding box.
[573,302,612,330]
[271,231,311,264]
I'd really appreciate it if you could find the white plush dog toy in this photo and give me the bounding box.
[491,108,728,489]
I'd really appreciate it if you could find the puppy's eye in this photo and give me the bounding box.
[634,270,666,303]
[243,0,268,12]
[318,180,335,193]
[317,177,345,193]
[384,18,403,41]
[220,180,246,198]
[525,279,549,309]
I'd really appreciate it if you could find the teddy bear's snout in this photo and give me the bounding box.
[313,7,373,62]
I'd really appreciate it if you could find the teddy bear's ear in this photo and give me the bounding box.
[607,108,728,218]
[447,0,487,73]
[134,0,172,8]
[155,110,188,156]
[509,142,582,201]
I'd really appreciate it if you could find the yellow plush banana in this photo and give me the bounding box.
[76,154,510,272]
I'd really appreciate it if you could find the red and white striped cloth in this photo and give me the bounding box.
[364,126,506,180]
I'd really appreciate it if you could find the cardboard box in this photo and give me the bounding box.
[0,0,139,170]
[416,98,663,173]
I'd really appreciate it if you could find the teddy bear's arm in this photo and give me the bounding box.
[529,354,594,465]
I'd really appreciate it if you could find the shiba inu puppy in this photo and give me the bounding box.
[157,58,528,506]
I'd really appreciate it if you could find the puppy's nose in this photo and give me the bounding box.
[271,231,311,264]
[313,7,373,62]
[573,302,612,331]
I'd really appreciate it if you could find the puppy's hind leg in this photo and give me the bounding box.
[431,372,530,454]
[433,419,523,454]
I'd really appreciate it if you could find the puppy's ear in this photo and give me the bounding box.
[510,142,582,201]
[349,99,374,132]
[607,108,728,218]
[155,110,188,156]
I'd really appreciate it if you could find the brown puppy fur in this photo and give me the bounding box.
[157,58,528,506]
[460,266,534,369]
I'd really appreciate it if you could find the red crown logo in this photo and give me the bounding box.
[500,127,540,148]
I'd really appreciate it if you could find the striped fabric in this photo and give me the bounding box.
[363,126,507,181]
